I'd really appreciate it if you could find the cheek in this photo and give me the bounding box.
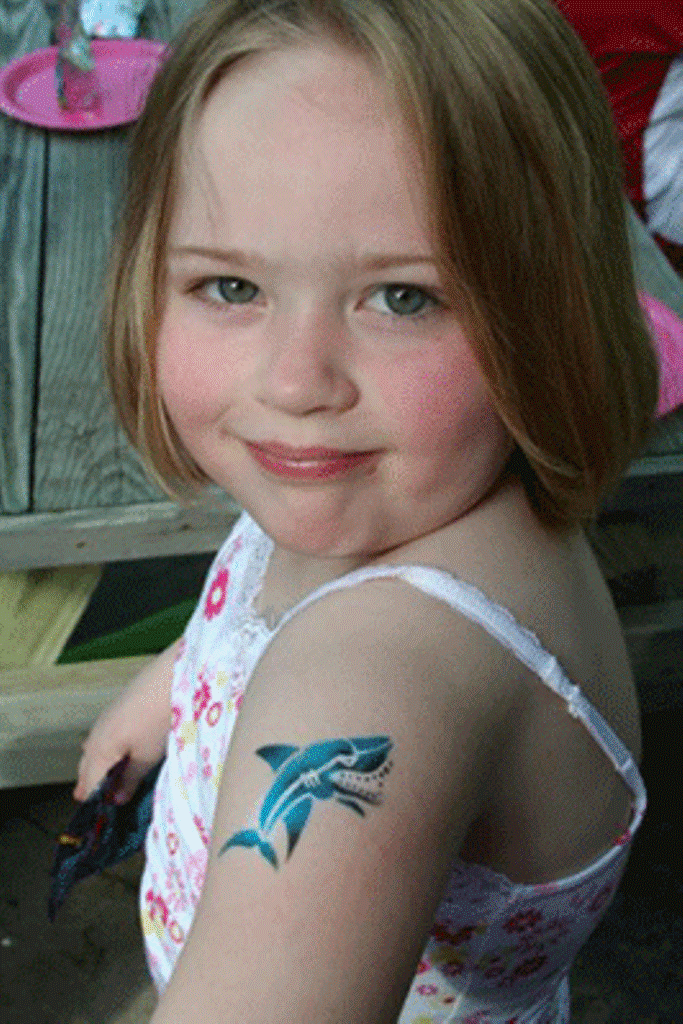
[156,318,225,428]
[384,346,502,450]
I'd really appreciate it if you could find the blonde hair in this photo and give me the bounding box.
[104,0,659,532]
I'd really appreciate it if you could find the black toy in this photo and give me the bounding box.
[48,755,163,922]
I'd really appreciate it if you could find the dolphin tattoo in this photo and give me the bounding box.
[219,736,393,868]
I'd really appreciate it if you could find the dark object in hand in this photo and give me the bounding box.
[48,754,163,922]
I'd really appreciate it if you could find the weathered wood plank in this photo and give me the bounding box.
[0,0,51,513]
[0,564,102,666]
[0,654,154,786]
[630,408,683,473]
[32,122,166,510]
[0,493,240,570]
[165,0,208,35]
[31,0,189,512]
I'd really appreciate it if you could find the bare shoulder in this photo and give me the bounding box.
[382,476,641,759]
[255,564,526,735]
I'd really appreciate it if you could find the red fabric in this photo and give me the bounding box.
[554,3,683,216]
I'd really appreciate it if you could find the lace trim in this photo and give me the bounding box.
[233,515,275,638]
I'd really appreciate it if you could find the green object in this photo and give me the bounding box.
[58,598,195,664]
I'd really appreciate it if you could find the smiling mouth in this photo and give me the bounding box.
[248,442,370,460]
[245,442,379,480]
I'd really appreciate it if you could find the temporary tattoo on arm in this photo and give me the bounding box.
[219,736,393,868]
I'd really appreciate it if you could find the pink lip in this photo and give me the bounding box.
[245,441,378,480]
[249,441,363,460]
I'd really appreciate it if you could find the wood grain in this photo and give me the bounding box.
[31,0,170,510]
[31,0,219,512]
[0,0,51,512]
[32,122,165,510]
[0,654,153,786]
[0,564,102,666]
[0,493,240,570]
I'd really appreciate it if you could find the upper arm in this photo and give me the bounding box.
[151,578,518,1024]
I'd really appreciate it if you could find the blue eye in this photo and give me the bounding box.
[368,285,438,318]
[204,277,260,304]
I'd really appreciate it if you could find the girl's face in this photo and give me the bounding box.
[158,41,513,561]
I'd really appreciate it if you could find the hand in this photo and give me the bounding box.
[73,640,180,804]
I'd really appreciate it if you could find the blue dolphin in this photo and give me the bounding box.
[220,735,393,867]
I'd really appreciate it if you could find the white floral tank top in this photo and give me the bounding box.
[141,511,647,1024]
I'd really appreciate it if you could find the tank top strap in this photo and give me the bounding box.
[271,561,646,809]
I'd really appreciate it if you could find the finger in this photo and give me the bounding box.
[73,754,115,802]
[73,759,91,801]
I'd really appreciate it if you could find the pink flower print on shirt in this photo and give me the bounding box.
[201,745,213,780]
[177,666,192,695]
[164,865,188,915]
[431,922,477,945]
[222,534,243,569]
[569,889,590,910]
[185,848,209,894]
[509,953,548,982]
[538,916,571,946]
[503,909,542,934]
[204,567,229,620]
[228,669,246,713]
[206,701,222,726]
[416,984,438,997]
[441,960,466,979]
[481,955,507,981]
[587,883,614,915]
[171,704,182,732]
[166,832,180,856]
[192,675,211,721]
[193,814,210,848]
[145,887,169,926]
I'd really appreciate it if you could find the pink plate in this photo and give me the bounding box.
[0,39,166,132]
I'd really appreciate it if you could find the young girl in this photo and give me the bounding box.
[75,1,666,1021]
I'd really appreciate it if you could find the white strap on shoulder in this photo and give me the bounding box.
[272,561,646,808]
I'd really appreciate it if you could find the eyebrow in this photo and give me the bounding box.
[167,245,436,272]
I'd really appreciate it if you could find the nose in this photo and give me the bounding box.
[254,306,359,416]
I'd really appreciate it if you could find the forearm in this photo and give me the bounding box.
[74,638,182,801]
[126,638,182,724]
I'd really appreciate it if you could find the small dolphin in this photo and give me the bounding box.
[220,735,393,868]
